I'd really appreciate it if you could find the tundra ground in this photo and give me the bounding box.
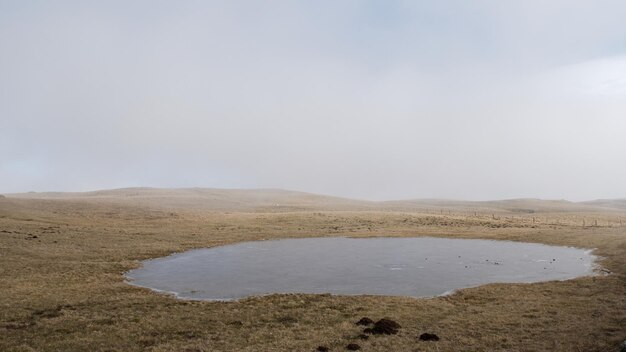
[1,191,625,351]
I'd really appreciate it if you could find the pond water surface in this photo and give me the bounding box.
[125,237,597,300]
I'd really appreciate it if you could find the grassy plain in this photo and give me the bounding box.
[1,189,625,351]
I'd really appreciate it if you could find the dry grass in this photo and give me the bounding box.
[1,191,625,352]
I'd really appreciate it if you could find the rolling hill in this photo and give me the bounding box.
[4,188,626,214]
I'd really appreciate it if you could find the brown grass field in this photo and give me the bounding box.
[1,188,625,352]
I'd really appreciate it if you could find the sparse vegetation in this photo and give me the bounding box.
[0,190,625,351]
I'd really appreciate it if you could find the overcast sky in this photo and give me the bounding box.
[2,1,626,200]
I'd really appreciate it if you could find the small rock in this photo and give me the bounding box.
[346,343,361,351]
[356,317,374,326]
[419,333,440,341]
[620,340,626,352]
[316,346,329,352]
[366,318,401,335]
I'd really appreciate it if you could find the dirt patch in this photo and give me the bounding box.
[356,317,373,326]
[418,333,440,341]
[365,318,401,335]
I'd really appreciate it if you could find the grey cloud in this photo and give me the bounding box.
[1,1,625,200]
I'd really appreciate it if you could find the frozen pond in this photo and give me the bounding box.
[125,237,597,300]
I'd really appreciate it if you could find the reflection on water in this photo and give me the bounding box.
[126,237,597,300]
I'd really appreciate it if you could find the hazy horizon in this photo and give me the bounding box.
[5,185,625,204]
[2,1,626,201]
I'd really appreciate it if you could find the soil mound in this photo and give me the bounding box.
[356,317,373,326]
[366,318,401,335]
[419,333,440,341]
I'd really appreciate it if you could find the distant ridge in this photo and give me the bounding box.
[381,198,606,213]
[6,188,375,211]
[580,199,626,211]
[6,188,626,213]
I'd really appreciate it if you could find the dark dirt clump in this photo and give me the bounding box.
[346,343,361,350]
[419,333,440,341]
[357,334,369,340]
[316,346,329,352]
[366,318,401,335]
[356,317,373,326]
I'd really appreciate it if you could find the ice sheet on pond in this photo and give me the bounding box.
[125,237,598,300]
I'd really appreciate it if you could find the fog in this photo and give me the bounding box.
[2,1,626,200]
